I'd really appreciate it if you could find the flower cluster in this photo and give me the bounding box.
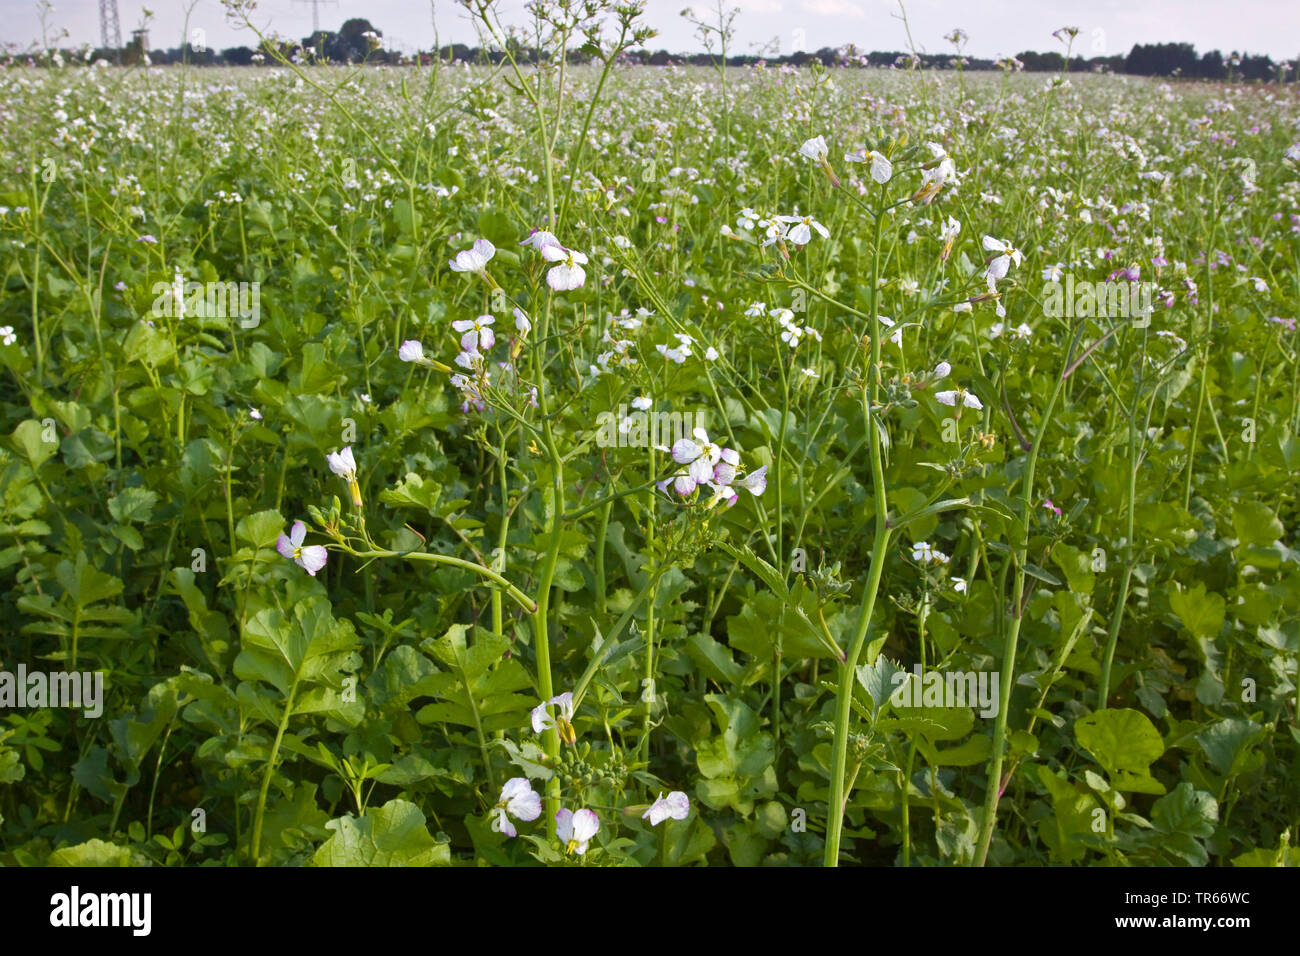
[661,427,768,507]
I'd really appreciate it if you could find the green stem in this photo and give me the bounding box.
[824,185,890,867]
[250,678,298,865]
[972,326,1079,866]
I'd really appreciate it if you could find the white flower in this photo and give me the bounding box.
[449,238,495,274]
[398,340,425,362]
[1041,263,1064,282]
[631,395,652,411]
[556,808,599,855]
[0,326,15,346]
[249,407,262,421]
[531,692,577,745]
[643,791,690,826]
[798,135,829,163]
[737,464,768,496]
[704,346,719,361]
[867,150,893,184]
[326,446,358,480]
[671,427,735,492]
[452,314,496,352]
[276,521,328,576]
[911,541,950,564]
[491,777,542,838]
[775,214,829,246]
[952,577,968,593]
[940,216,962,245]
[1248,276,1269,293]
[932,361,952,380]
[982,235,1023,280]
[935,388,983,410]
[541,244,588,291]
[514,307,532,334]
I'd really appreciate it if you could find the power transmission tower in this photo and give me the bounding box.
[294,0,339,37]
[98,0,122,55]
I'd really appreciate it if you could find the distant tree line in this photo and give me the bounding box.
[19,18,1296,82]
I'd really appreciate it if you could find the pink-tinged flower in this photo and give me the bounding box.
[449,238,495,274]
[671,427,729,491]
[452,314,496,351]
[643,791,690,826]
[519,229,560,251]
[738,464,768,496]
[711,447,741,486]
[249,407,262,420]
[491,777,542,838]
[276,521,328,576]
[932,361,952,380]
[1043,499,1062,516]
[704,481,739,509]
[556,808,599,855]
[136,234,158,244]
[935,388,983,410]
[541,244,588,290]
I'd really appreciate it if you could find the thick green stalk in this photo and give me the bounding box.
[824,188,890,867]
[972,328,1077,866]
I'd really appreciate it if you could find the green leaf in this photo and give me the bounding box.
[311,799,451,866]
[1152,782,1217,839]
[237,509,286,550]
[1232,501,1283,548]
[1074,708,1164,782]
[1169,583,1225,640]
[10,419,57,468]
[48,839,134,867]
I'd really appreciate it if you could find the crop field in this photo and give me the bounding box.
[1,3,1298,871]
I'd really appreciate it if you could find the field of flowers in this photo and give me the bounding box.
[1,3,1298,868]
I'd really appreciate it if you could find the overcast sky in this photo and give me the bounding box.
[6,0,1299,60]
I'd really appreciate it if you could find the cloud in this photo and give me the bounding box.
[800,0,866,17]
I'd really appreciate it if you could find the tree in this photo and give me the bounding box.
[223,46,256,65]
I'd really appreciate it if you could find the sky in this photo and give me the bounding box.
[4,0,1299,60]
